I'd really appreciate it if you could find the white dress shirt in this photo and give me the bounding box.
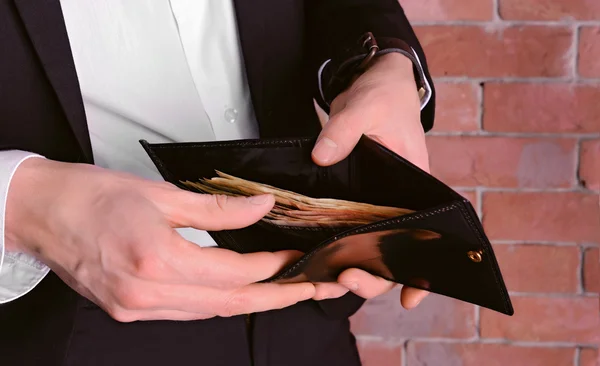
[0,0,258,303]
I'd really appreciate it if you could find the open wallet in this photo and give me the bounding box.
[140,136,514,316]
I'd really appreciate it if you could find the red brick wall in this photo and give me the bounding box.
[350,1,600,365]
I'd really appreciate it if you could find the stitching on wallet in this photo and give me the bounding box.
[262,223,341,232]
[457,203,512,312]
[141,142,173,180]
[274,204,457,279]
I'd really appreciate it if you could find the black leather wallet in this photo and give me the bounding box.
[140,136,514,316]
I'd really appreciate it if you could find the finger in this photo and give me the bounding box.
[168,244,304,287]
[222,282,316,315]
[114,309,215,322]
[337,268,395,299]
[129,281,316,316]
[158,191,275,230]
[400,286,429,309]
[312,282,349,301]
[311,103,373,166]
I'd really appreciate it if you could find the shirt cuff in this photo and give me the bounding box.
[0,151,49,304]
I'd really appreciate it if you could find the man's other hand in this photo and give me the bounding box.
[312,52,430,309]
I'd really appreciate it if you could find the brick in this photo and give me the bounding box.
[483,192,600,243]
[350,288,476,339]
[402,0,494,21]
[415,26,572,77]
[480,296,600,343]
[484,83,600,134]
[580,348,599,366]
[579,27,600,78]
[356,340,403,366]
[432,83,480,131]
[494,244,579,293]
[499,0,600,20]
[583,247,599,294]
[580,140,600,191]
[427,136,577,188]
[407,342,575,366]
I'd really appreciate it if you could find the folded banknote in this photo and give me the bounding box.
[182,170,414,228]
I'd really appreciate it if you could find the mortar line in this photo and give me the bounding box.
[353,336,600,348]
[401,340,408,366]
[427,131,600,138]
[583,291,600,296]
[479,186,595,193]
[475,305,481,339]
[475,187,483,221]
[432,76,600,84]
[354,335,384,342]
[491,241,580,246]
[579,246,587,294]
[579,135,600,141]
[507,291,598,298]
[412,20,600,26]
[477,81,484,131]
[575,138,584,189]
[449,185,583,192]
[448,186,594,195]
[454,187,477,193]
[574,347,581,366]
[492,0,501,21]
[581,242,600,249]
[573,25,582,79]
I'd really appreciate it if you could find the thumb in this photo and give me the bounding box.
[311,105,368,167]
[158,190,275,231]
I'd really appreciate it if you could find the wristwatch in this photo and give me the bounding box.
[318,32,432,112]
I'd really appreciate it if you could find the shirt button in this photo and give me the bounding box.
[224,108,238,123]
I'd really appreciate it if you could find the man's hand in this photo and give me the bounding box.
[5,158,315,322]
[311,52,430,309]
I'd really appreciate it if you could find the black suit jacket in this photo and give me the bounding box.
[0,1,435,365]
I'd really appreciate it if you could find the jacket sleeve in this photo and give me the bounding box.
[305,0,436,132]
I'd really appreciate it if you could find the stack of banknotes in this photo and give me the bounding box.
[182,171,413,228]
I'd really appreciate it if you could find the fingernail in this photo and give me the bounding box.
[312,137,338,164]
[414,294,427,307]
[248,194,269,205]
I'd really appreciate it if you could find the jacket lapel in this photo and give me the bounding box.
[13,0,93,162]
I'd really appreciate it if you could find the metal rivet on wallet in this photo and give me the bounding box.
[467,250,483,263]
